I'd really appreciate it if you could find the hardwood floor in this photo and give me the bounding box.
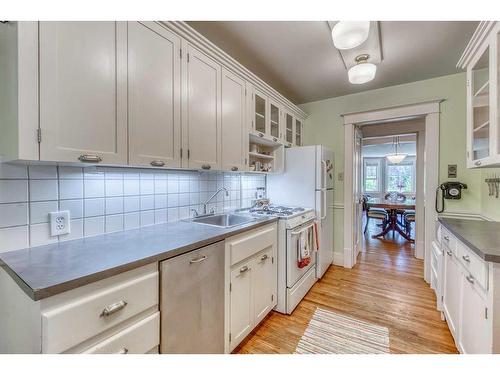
[234,221,458,354]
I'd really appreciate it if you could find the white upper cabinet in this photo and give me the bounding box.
[294,118,303,146]
[128,22,181,168]
[221,68,246,172]
[251,88,269,137]
[269,101,281,142]
[460,22,500,168]
[39,22,128,164]
[183,43,222,171]
[284,111,294,147]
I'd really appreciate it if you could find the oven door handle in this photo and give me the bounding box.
[290,222,315,236]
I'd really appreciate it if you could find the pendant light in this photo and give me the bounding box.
[348,54,377,84]
[386,136,408,164]
[331,21,370,50]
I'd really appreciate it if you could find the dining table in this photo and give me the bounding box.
[366,197,416,242]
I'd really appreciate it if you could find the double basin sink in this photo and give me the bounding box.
[187,213,257,228]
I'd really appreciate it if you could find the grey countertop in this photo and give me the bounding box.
[438,217,500,263]
[0,216,278,301]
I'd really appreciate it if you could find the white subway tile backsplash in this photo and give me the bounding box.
[30,223,58,247]
[0,164,28,179]
[124,196,140,213]
[105,197,124,215]
[0,180,28,203]
[29,180,58,202]
[60,199,83,219]
[84,216,105,237]
[30,201,58,224]
[0,203,28,228]
[84,179,105,198]
[84,198,105,217]
[28,165,57,179]
[0,164,264,252]
[59,179,83,200]
[106,214,124,233]
[124,212,140,230]
[0,226,29,253]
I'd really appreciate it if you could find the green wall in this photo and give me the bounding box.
[299,72,484,257]
[480,168,500,220]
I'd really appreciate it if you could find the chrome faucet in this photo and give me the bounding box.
[199,187,229,216]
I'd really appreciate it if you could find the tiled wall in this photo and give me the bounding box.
[0,163,266,253]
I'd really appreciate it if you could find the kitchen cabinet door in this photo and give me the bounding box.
[221,68,246,172]
[229,262,253,351]
[128,22,181,168]
[294,118,303,146]
[252,249,276,324]
[39,22,127,164]
[284,112,294,147]
[443,248,462,341]
[459,273,491,353]
[184,43,221,170]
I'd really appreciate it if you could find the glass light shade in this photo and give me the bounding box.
[348,62,377,84]
[386,153,408,164]
[331,21,370,50]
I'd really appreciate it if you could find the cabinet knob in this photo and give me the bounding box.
[475,161,482,166]
[260,254,269,262]
[465,274,475,284]
[78,154,102,163]
[273,137,278,142]
[462,255,470,263]
[443,235,449,241]
[239,265,250,273]
[231,166,238,171]
[117,348,129,354]
[258,132,264,138]
[150,160,165,167]
[201,164,211,170]
[446,250,452,256]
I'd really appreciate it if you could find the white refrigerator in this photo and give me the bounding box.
[267,145,334,278]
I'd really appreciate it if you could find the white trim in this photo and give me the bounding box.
[333,252,344,266]
[343,101,441,284]
[438,212,493,221]
[457,22,497,69]
[160,21,307,120]
[341,100,443,125]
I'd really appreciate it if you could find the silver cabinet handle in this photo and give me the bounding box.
[474,161,482,166]
[117,348,129,354]
[78,154,102,163]
[201,164,211,170]
[231,166,238,171]
[150,160,165,167]
[100,300,127,317]
[258,132,264,138]
[446,250,452,256]
[462,255,470,263]
[260,254,269,262]
[466,274,475,284]
[189,255,207,264]
[443,235,449,241]
[239,265,250,273]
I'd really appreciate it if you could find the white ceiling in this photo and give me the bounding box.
[187,21,479,104]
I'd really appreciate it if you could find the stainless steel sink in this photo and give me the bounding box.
[189,214,257,228]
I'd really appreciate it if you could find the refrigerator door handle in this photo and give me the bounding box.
[321,190,327,220]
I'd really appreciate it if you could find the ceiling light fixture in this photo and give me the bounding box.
[331,21,370,50]
[348,54,377,84]
[386,136,408,164]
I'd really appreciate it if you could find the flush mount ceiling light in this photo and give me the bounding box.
[348,54,377,84]
[386,136,408,164]
[331,21,370,50]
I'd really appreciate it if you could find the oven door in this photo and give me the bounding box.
[286,220,316,288]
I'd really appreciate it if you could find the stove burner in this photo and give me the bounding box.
[251,205,306,217]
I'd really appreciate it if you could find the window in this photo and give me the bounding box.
[363,159,381,192]
[386,159,415,194]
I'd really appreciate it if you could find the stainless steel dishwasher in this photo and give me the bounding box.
[160,240,225,353]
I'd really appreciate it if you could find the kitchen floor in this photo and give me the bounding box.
[234,220,458,354]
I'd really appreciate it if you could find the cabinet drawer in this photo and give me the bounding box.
[82,312,160,354]
[457,241,488,290]
[228,223,277,266]
[42,264,159,353]
[441,228,456,255]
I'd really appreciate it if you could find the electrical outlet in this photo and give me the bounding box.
[49,211,70,236]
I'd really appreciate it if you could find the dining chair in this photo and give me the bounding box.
[362,196,389,234]
[404,211,415,237]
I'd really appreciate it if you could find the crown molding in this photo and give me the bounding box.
[457,21,497,69]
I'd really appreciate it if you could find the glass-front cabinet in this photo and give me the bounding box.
[295,118,302,146]
[253,90,267,135]
[285,112,294,146]
[269,101,280,141]
[461,22,500,168]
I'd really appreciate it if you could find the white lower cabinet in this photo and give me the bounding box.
[443,246,462,340]
[226,223,278,352]
[458,273,490,354]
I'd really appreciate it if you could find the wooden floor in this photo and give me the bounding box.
[235,220,458,354]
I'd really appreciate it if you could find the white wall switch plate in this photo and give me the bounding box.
[49,211,71,236]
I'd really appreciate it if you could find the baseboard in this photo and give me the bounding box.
[333,252,344,266]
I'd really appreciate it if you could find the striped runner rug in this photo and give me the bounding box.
[295,308,390,354]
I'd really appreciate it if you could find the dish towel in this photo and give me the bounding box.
[298,229,311,269]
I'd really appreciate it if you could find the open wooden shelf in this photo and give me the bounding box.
[474,81,489,97]
[249,151,274,160]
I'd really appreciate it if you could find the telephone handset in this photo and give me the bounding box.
[435,182,468,213]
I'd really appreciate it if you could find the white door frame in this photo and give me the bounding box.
[342,100,443,284]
